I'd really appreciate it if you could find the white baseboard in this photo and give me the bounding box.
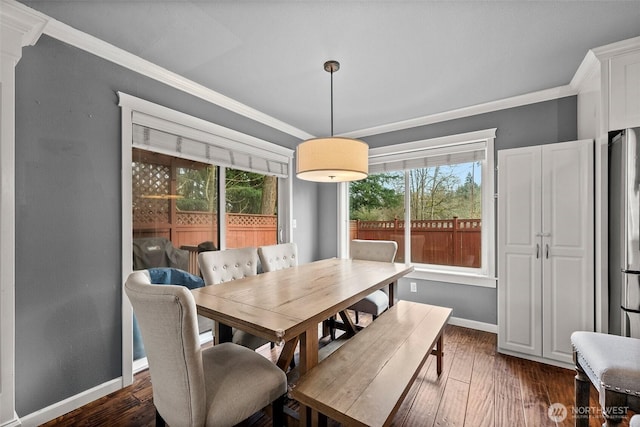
[19,378,122,427]
[448,316,498,333]
[0,412,21,427]
[497,348,574,370]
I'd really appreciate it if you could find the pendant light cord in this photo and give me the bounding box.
[330,67,334,137]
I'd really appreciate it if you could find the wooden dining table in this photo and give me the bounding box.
[191,257,414,375]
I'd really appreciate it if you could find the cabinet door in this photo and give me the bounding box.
[498,147,543,356]
[541,140,594,364]
[610,50,640,130]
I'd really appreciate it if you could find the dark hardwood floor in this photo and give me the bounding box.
[40,324,633,427]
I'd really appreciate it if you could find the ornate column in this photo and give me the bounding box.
[0,1,46,425]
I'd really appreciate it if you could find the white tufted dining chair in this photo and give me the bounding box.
[348,239,398,323]
[198,247,270,350]
[125,270,287,427]
[258,242,298,272]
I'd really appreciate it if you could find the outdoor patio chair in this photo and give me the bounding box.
[133,236,189,272]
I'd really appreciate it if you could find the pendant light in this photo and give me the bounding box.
[296,60,369,182]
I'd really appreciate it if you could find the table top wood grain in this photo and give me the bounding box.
[192,258,414,344]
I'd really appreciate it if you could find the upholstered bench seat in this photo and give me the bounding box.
[571,331,640,426]
[572,332,640,400]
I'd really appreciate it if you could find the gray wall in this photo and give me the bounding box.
[320,97,578,325]
[14,35,304,416]
[13,23,577,419]
[292,178,319,263]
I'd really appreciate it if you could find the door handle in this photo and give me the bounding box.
[536,243,540,259]
[545,244,549,259]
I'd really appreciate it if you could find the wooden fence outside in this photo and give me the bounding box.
[350,218,481,267]
[133,212,278,250]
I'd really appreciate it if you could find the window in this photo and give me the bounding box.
[131,147,279,288]
[132,148,219,247]
[344,129,496,286]
[120,93,294,377]
[225,168,278,249]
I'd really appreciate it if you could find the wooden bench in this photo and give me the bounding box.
[290,300,452,427]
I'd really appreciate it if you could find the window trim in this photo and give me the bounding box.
[119,93,295,382]
[343,128,496,288]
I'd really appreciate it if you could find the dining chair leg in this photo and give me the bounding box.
[271,394,285,426]
[355,311,359,325]
[155,408,166,427]
[329,316,336,341]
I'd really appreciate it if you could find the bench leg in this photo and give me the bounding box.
[317,412,328,427]
[299,404,328,427]
[299,404,310,427]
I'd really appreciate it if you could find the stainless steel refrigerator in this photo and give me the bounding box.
[609,127,640,338]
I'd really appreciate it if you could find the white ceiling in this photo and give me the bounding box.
[20,1,640,139]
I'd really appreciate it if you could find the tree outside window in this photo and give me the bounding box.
[349,162,482,267]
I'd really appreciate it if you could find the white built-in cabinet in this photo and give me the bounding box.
[609,50,640,130]
[498,139,594,366]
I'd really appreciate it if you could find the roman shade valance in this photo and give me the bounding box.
[120,93,293,178]
[367,128,496,174]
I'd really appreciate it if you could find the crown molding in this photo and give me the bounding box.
[5,0,640,144]
[340,85,576,139]
[1,0,313,141]
[0,0,47,59]
[592,35,640,61]
[570,49,601,93]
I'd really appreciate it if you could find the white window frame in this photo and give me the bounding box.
[119,93,294,383]
[342,129,496,288]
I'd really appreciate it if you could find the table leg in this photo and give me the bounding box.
[338,310,358,337]
[214,322,233,345]
[299,326,319,375]
[434,333,443,375]
[276,336,299,371]
[388,280,397,307]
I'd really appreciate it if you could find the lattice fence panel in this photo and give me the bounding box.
[176,211,216,226]
[132,161,171,224]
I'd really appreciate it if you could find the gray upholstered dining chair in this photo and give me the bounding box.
[198,247,270,350]
[571,331,640,426]
[348,239,398,323]
[125,270,287,427]
[258,242,298,272]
